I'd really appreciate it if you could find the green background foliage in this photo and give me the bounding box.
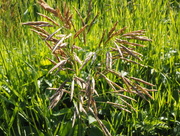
[0,0,179,135]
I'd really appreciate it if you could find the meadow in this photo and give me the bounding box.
[0,0,179,135]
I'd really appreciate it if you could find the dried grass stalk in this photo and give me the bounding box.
[45,41,53,50]
[54,48,67,57]
[74,76,86,83]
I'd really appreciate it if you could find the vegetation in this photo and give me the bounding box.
[0,0,179,136]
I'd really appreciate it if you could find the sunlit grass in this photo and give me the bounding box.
[0,0,179,135]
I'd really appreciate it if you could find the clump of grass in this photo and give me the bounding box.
[22,0,157,135]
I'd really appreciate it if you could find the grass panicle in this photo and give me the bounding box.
[22,1,157,135]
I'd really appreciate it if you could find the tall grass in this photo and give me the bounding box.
[0,0,179,135]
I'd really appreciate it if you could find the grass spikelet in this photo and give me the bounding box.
[73,101,80,118]
[136,84,154,99]
[87,13,99,33]
[74,24,88,38]
[22,21,49,26]
[72,110,76,127]
[106,52,112,69]
[37,13,59,26]
[119,44,142,61]
[74,7,85,26]
[86,77,92,108]
[48,59,67,73]
[122,31,145,36]
[126,36,152,41]
[121,77,132,92]
[48,80,68,109]
[48,90,64,109]
[130,77,155,86]
[119,97,136,111]
[106,101,127,108]
[116,93,137,102]
[70,78,75,101]
[45,27,62,41]
[114,42,123,57]
[116,38,145,47]
[38,0,58,17]
[118,57,145,66]
[92,77,99,96]
[30,25,50,35]
[100,73,117,91]
[98,30,106,47]
[74,76,86,84]
[73,52,82,65]
[108,21,118,37]
[52,33,72,53]
[30,29,58,42]
[79,52,94,70]
[47,58,57,65]
[89,107,112,136]
[111,27,127,36]
[30,29,48,37]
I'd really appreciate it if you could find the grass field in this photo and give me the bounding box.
[0,0,179,135]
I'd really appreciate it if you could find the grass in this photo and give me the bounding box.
[0,0,179,135]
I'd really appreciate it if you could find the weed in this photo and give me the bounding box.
[22,1,157,135]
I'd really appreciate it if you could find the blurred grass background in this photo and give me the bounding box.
[0,0,179,135]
